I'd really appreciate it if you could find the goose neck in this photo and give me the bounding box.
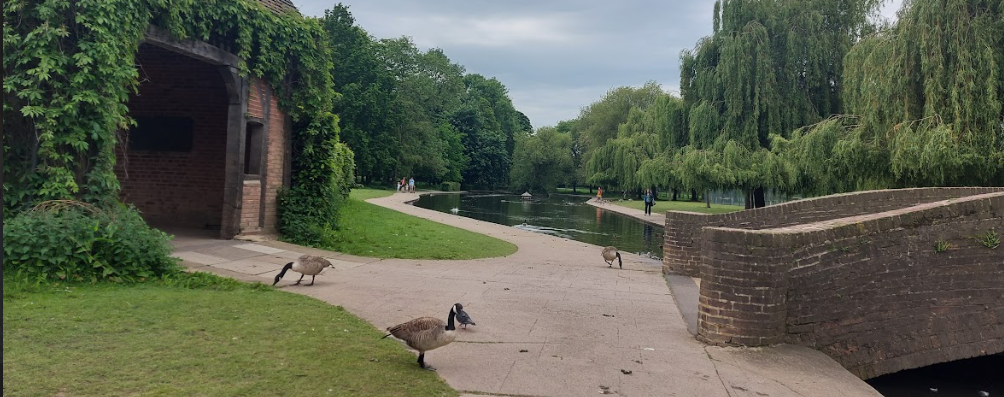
[446,308,456,331]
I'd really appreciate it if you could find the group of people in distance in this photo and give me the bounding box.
[397,177,415,193]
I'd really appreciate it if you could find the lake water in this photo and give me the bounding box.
[413,193,664,259]
[866,354,1002,397]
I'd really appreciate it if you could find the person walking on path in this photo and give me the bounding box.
[596,187,604,203]
[643,189,654,215]
[409,177,416,193]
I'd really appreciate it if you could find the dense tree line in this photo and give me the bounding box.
[527,0,1002,208]
[323,4,530,190]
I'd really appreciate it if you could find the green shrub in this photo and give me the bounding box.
[440,181,461,191]
[2,202,180,282]
[277,184,343,245]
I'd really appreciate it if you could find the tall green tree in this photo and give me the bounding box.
[638,94,690,199]
[555,119,586,192]
[578,82,665,190]
[322,4,397,184]
[377,39,467,183]
[452,96,509,189]
[586,106,661,197]
[777,0,1004,192]
[510,126,573,194]
[679,0,881,206]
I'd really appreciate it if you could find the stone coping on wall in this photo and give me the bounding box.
[710,191,1004,236]
[663,187,1004,276]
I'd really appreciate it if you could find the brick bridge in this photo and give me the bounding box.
[662,187,1003,379]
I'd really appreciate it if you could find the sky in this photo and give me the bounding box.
[294,0,904,129]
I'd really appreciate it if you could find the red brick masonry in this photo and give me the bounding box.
[685,189,1003,379]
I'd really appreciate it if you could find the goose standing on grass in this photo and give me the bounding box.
[273,255,332,286]
[602,246,622,269]
[382,303,462,371]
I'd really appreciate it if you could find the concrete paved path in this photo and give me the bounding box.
[585,197,667,227]
[172,191,880,397]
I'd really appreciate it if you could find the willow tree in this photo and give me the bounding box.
[577,82,665,186]
[638,94,690,200]
[778,0,1004,191]
[510,127,573,194]
[679,0,881,207]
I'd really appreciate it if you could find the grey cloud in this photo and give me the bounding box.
[295,0,903,128]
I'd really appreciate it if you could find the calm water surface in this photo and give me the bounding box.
[867,354,1002,397]
[414,193,664,259]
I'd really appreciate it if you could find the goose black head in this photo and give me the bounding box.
[453,303,464,312]
[273,262,294,286]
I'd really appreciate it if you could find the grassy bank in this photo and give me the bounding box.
[321,188,517,259]
[606,198,743,214]
[2,274,456,397]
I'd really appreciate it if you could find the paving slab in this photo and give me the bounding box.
[172,191,881,397]
[172,251,229,266]
[213,258,284,276]
[232,243,287,255]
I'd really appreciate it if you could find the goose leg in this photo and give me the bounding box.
[293,274,305,285]
[307,275,316,286]
[418,353,436,371]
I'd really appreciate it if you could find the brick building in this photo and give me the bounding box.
[114,0,298,238]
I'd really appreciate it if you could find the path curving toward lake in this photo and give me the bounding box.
[173,191,881,397]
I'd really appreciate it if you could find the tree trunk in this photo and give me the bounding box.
[745,190,753,210]
[705,189,711,208]
[672,188,679,201]
[690,189,699,202]
[753,187,766,208]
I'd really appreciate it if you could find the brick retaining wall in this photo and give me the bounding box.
[664,187,1004,276]
[697,192,1004,378]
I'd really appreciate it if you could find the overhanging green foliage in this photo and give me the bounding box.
[3,0,353,243]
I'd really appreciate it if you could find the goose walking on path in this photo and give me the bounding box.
[382,304,462,371]
[273,255,332,286]
[602,246,622,269]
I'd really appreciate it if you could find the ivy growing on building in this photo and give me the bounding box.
[3,0,353,244]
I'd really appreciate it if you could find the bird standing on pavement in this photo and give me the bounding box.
[602,246,622,269]
[382,304,461,371]
[456,306,476,329]
[273,255,332,286]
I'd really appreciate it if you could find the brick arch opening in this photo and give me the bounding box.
[115,43,230,232]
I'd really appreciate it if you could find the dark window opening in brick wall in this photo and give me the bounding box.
[129,116,194,151]
[244,122,264,175]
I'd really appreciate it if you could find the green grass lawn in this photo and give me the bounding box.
[606,198,743,214]
[555,187,594,196]
[2,274,457,397]
[320,188,517,259]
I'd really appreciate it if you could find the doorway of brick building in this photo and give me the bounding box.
[115,43,231,237]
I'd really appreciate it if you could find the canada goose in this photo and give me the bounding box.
[273,255,332,286]
[602,246,622,269]
[456,307,476,329]
[382,303,461,371]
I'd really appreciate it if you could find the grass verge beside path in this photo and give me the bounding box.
[2,274,457,397]
[606,198,743,214]
[321,188,517,259]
